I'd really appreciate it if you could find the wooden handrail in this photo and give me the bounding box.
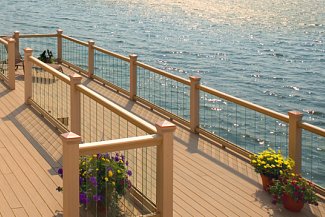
[79,134,162,155]
[93,45,130,62]
[136,61,191,85]
[199,84,289,123]
[61,34,88,46]
[29,56,70,84]
[0,37,8,45]
[19,34,57,38]
[76,84,157,134]
[299,122,325,137]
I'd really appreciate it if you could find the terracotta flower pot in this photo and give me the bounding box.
[282,193,304,212]
[260,174,273,191]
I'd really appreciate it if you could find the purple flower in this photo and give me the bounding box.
[121,154,125,162]
[126,161,129,166]
[80,193,89,205]
[93,194,101,202]
[89,176,97,186]
[58,168,63,177]
[115,156,119,162]
[127,170,132,176]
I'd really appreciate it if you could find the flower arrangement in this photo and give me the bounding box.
[250,148,294,178]
[38,49,55,63]
[58,152,132,216]
[270,173,318,206]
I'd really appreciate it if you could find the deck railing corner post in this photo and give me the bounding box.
[88,40,95,78]
[57,29,63,63]
[24,48,33,104]
[189,76,201,133]
[155,120,176,217]
[60,132,81,217]
[288,110,303,174]
[7,38,16,90]
[129,54,138,101]
[69,73,82,135]
[13,31,19,57]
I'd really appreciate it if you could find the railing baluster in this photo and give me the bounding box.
[129,54,138,100]
[88,40,95,78]
[57,29,63,63]
[155,120,176,217]
[7,38,15,90]
[61,132,81,217]
[288,111,303,173]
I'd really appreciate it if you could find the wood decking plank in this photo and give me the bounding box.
[12,208,28,217]
[0,173,21,209]
[0,190,15,217]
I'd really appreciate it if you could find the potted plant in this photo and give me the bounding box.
[269,173,318,212]
[250,148,294,191]
[57,152,132,216]
[38,49,55,63]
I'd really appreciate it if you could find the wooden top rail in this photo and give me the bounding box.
[199,85,289,123]
[93,45,130,62]
[20,33,57,38]
[79,134,162,155]
[0,37,9,45]
[299,122,325,137]
[136,61,191,85]
[76,84,157,134]
[29,56,71,84]
[62,34,88,46]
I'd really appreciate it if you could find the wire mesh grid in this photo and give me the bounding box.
[80,147,157,217]
[94,50,130,91]
[0,43,8,77]
[301,129,325,188]
[31,65,70,129]
[200,91,289,155]
[137,66,190,121]
[62,38,88,71]
[20,37,57,59]
[80,92,157,214]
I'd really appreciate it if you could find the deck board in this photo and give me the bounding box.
[0,67,324,217]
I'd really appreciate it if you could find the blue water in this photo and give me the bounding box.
[1,0,324,184]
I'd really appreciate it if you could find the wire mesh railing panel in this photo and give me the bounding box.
[31,65,70,129]
[62,38,88,71]
[80,149,157,217]
[200,91,289,155]
[0,43,8,77]
[137,66,190,121]
[94,50,130,91]
[20,37,57,59]
[301,130,325,188]
[80,92,147,143]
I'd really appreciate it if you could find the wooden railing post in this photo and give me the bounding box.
[60,132,81,217]
[155,120,176,217]
[288,111,303,174]
[24,48,33,104]
[69,73,82,135]
[129,54,138,100]
[13,31,19,58]
[57,29,63,63]
[88,40,95,78]
[190,76,201,133]
[7,38,15,90]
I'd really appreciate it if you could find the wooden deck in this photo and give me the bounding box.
[0,67,324,217]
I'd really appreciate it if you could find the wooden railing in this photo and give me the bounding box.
[11,30,324,193]
[23,47,176,217]
[0,37,15,89]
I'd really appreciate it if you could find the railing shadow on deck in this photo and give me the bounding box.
[2,103,63,171]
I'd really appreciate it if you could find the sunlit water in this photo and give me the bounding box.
[1,0,324,184]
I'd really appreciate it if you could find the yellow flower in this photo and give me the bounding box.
[252,160,257,164]
[117,170,121,174]
[112,181,115,186]
[108,170,113,177]
[93,154,97,158]
[96,168,99,171]
[105,177,108,182]
[280,170,283,175]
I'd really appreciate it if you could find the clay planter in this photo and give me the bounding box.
[282,193,304,212]
[260,174,273,191]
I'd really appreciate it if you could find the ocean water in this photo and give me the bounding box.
[0,0,324,184]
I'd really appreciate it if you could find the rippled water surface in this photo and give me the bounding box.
[1,0,324,183]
